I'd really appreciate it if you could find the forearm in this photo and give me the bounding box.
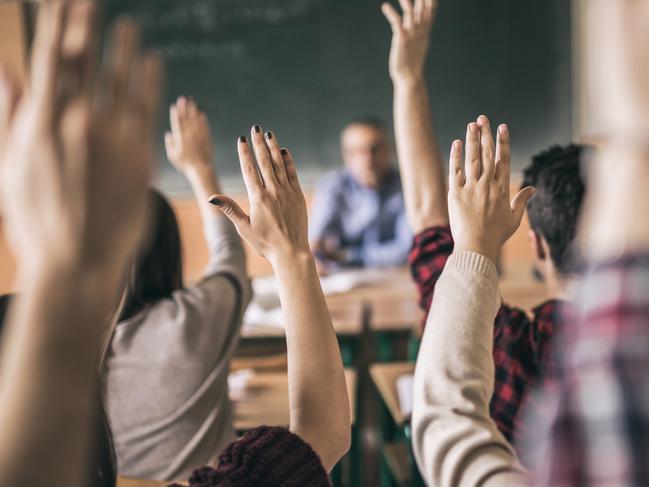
[393,76,448,233]
[186,165,225,228]
[0,266,115,487]
[412,251,525,486]
[580,144,649,260]
[271,252,351,471]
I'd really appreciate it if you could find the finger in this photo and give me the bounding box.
[31,1,67,122]
[464,122,481,182]
[164,131,176,160]
[0,69,18,149]
[176,95,189,132]
[62,1,97,96]
[494,124,511,184]
[134,53,163,144]
[106,18,139,107]
[448,139,464,188]
[398,0,414,28]
[170,103,182,140]
[250,124,277,189]
[477,115,495,180]
[414,0,424,24]
[381,2,403,33]
[237,135,263,199]
[511,186,536,231]
[423,0,437,23]
[264,130,289,187]
[280,147,302,193]
[186,96,197,119]
[60,99,91,197]
[208,194,252,237]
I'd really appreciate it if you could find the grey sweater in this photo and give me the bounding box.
[105,215,251,482]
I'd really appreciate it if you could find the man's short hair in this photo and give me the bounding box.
[521,144,590,275]
[344,116,387,132]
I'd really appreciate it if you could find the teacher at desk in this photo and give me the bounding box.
[309,117,411,273]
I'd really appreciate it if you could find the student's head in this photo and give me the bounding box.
[522,144,589,280]
[341,117,392,189]
[117,189,183,322]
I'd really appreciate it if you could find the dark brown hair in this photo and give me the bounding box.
[118,189,184,322]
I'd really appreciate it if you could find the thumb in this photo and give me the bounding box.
[208,194,251,235]
[381,2,403,33]
[510,186,536,230]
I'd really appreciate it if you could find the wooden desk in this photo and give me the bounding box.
[369,362,415,427]
[234,369,357,431]
[241,300,364,339]
[325,268,420,333]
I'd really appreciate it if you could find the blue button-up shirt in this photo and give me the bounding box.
[309,167,411,268]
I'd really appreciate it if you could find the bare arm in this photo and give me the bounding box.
[383,0,448,233]
[0,5,161,486]
[210,127,351,470]
[165,96,223,225]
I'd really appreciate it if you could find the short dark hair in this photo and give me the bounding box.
[345,116,387,132]
[521,144,589,275]
[117,189,184,322]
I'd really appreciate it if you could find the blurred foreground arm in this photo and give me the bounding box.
[0,4,161,486]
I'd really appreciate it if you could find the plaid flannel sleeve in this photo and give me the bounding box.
[409,226,556,447]
[533,254,649,486]
[408,225,455,325]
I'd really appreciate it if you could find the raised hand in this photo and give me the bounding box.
[0,5,162,276]
[448,115,535,263]
[209,126,309,265]
[165,96,214,174]
[382,0,437,82]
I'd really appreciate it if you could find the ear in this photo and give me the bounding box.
[528,229,547,261]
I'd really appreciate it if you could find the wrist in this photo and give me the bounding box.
[268,247,314,271]
[392,72,426,88]
[186,165,221,194]
[454,240,500,264]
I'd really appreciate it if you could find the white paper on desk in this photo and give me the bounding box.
[228,368,253,401]
[396,374,414,417]
[319,269,393,295]
[243,268,394,330]
[243,301,285,329]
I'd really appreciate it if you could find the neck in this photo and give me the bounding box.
[544,269,572,301]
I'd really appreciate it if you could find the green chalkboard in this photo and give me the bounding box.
[104,0,572,194]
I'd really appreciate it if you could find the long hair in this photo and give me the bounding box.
[117,189,184,322]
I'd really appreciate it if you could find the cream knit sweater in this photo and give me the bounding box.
[412,251,529,486]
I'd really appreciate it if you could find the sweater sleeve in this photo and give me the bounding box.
[169,426,329,487]
[411,251,528,487]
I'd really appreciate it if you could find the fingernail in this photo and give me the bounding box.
[499,124,508,135]
[469,123,478,134]
[209,196,223,206]
[253,125,261,133]
[265,131,273,140]
[239,135,247,143]
[453,140,461,150]
[280,148,288,156]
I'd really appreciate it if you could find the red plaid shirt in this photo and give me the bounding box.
[408,226,560,445]
[524,254,649,486]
